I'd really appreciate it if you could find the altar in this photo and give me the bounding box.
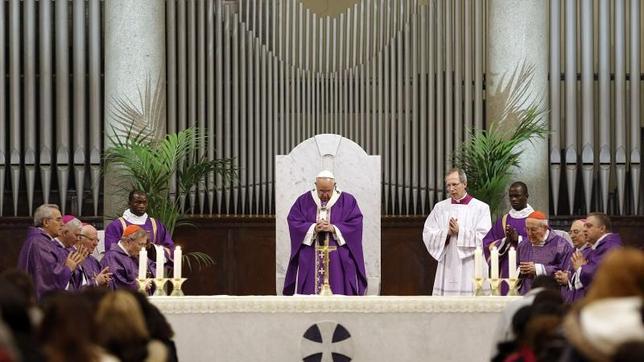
[151,296,518,362]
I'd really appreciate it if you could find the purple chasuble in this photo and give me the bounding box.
[283,191,367,296]
[104,215,174,253]
[69,255,103,290]
[17,227,73,299]
[101,243,156,290]
[575,233,622,290]
[561,246,593,303]
[517,230,573,295]
[483,215,529,295]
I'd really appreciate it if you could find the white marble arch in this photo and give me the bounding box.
[275,134,381,295]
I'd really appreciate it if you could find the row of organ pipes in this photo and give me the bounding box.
[0,0,641,216]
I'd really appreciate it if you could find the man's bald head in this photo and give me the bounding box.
[79,224,99,252]
[569,219,588,249]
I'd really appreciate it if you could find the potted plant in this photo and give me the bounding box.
[104,76,235,271]
[452,63,548,218]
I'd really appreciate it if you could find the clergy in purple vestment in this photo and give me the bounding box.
[482,182,533,295]
[69,224,112,289]
[283,171,367,296]
[101,225,156,290]
[104,190,174,259]
[17,206,88,299]
[567,213,622,297]
[517,211,573,295]
[555,219,592,303]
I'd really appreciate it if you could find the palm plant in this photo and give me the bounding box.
[104,76,235,271]
[452,63,548,217]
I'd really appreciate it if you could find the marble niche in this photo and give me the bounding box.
[275,134,381,295]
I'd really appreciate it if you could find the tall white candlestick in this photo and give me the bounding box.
[508,247,517,278]
[474,247,483,279]
[491,247,499,279]
[173,246,182,279]
[138,247,147,279]
[155,245,164,278]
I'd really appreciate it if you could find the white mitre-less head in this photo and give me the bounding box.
[316,170,335,179]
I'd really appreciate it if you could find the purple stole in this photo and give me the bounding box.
[283,191,367,296]
[483,213,530,295]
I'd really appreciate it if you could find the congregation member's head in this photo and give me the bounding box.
[508,181,529,211]
[525,211,548,245]
[38,292,99,362]
[79,224,100,253]
[120,225,148,256]
[569,219,588,249]
[315,170,336,203]
[0,269,37,309]
[58,215,83,248]
[33,204,63,238]
[128,190,149,217]
[584,212,611,244]
[445,168,467,200]
[96,291,156,362]
[125,289,177,361]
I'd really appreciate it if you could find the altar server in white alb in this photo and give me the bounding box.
[422,168,492,295]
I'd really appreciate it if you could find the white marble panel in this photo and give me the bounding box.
[276,134,381,295]
[152,296,516,362]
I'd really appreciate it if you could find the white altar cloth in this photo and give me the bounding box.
[151,296,519,362]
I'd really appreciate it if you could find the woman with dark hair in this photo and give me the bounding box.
[126,290,178,362]
[38,292,114,362]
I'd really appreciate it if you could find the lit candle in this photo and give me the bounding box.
[155,245,164,278]
[138,247,147,279]
[474,247,483,279]
[491,246,499,279]
[508,247,517,278]
[173,246,182,279]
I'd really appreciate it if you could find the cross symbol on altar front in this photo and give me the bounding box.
[300,322,354,362]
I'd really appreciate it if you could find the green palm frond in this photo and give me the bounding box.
[182,251,216,272]
[453,63,549,217]
[104,75,238,273]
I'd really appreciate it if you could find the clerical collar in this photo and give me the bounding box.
[508,204,534,219]
[451,193,472,205]
[123,209,148,225]
[591,233,610,250]
[117,241,131,257]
